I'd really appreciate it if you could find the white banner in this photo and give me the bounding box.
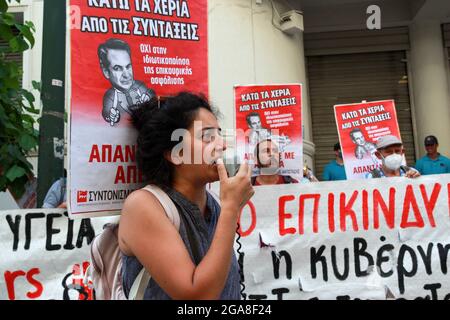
[235,174,450,300]
[0,209,116,300]
[2,175,449,300]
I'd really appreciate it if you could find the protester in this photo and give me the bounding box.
[118,92,254,300]
[414,135,450,175]
[322,143,347,181]
[251,139,298,185]
[42,169,67,209]
[365,135,420,179]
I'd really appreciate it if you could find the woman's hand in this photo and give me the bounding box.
[216,159,254,213]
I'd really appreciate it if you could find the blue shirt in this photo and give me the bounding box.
[42,178,67,208]
[415,154,450,175]
[322,160,347,181]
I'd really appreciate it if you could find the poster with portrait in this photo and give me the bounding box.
[68,0,208,218]
[234,84,303,185]
[334,100,401,180]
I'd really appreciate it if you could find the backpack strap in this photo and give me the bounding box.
[129,267,151,301]
[88,223,122,300]
[142,185,181,230]
[128,185,181,300]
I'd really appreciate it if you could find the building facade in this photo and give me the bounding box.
[208,0,450,178]
[2,0,450,208]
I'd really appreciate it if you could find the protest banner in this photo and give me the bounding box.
[68,0,208,218]
[234,174,450,300]
[0,209,116,300]
[334,100,401,180]
[234,84,303,180]
[2,175,449,300]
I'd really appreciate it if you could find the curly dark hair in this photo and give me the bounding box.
[130,92,217,188]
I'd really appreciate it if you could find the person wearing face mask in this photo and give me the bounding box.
[365,135,420,179]
[323,143,347,181]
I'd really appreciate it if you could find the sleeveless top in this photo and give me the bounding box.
[121,187,241,300]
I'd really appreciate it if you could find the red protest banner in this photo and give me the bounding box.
[234,84,303,183]
[68,0,208,218]
[334,100,401,180]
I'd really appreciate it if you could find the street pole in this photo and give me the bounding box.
[36,0,66,206]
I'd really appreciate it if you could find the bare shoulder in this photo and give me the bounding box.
[123,188,160,211]
[119,189,166,254]
[121,188,167,225]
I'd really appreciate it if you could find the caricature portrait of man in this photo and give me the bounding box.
[349,128,378,165]
[246,112,291,152]
[246,112,271,146]
[98,38,155,126]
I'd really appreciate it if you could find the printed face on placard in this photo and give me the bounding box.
[257,140,279,168]
[351,131,366,146]
[248,115,262,130]
[102,49,134,92]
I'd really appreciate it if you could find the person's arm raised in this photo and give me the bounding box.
[118,160,254,300]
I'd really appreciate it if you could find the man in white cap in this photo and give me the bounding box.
[365,135,421,179]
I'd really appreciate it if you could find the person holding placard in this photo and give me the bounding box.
[365,135,420,179]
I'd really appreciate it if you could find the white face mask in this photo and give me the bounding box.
[382,153,403,171]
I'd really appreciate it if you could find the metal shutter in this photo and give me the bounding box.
[306,51,416,180]
[304,27,410,56]
[443,24,450,48]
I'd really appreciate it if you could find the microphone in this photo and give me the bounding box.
[223,154,241,177]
